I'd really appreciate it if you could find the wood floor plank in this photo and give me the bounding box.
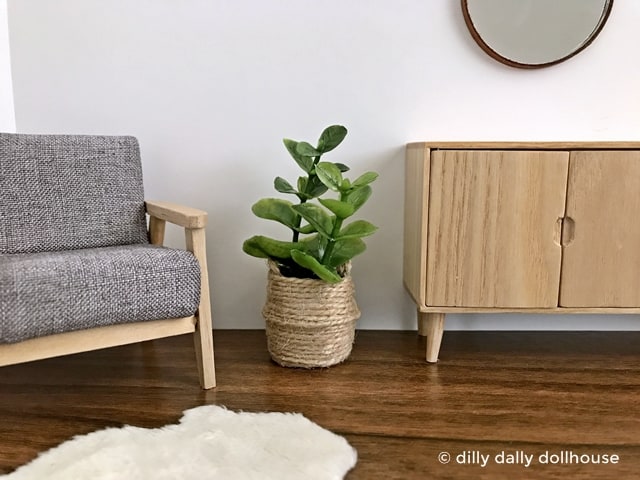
[1,330,639,478]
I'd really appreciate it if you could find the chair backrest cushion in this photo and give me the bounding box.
[0,133,149,254]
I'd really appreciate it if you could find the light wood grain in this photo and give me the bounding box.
[418,306,640,314]
[417,310,429,336]
[185,227,216,389]
[147,201,215,388]
[560,150,640,307]
[145,200,208,229]
[0,317,196,366]
[426,150,569,308]
[403,144,430,306]
[148,216,166,245]
[407,141,640,150]
[404,142,640,365]
[418,312,445,362]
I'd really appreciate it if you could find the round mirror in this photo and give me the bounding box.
[462,0,614,69]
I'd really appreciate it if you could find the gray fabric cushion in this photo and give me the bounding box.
[0,245,201,344]
[0,133,148,254]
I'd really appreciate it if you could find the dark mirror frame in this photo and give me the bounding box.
[461,0,614,69]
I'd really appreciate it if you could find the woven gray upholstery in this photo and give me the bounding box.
[0,245,201,344]
[0,133,148,254]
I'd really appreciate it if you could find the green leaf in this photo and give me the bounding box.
[344,185,372,212]
[337,220,378,239]
[303,234,326,259]
[291,250,342,283]
[315,162,343,192]
[296,141,321,157]
[243,236,299,260]
[243,236,269,259]
[284,138,313,173]
[326,237,366,268]
[317,125,347,154]
[351,171,378,189]
[274,177,297,195]
[334,163,350,173]
[251,198,299,229]
[319,198,356,219]
[295,176,311,200]
[306,175,329,198]
[297,176,307,193]
[243,238,269,259]
[291,203,334,238]
[296,223,317,234]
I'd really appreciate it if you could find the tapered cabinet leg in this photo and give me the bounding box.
[418,311,445,363]
[417,311,429,336]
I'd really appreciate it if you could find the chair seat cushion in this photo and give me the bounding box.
[0,245,201,344]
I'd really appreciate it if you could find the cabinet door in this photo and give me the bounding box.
[426,150,569,307]
[560,150,640,307]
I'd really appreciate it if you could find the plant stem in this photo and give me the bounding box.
[320,190,347,265]
[292,200,305,242]
[291,154,321,243]
[320,217,343,265]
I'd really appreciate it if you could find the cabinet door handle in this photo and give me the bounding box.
[554,217,563,246]
[561,216,575,247]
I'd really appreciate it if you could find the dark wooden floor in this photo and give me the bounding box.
[1,330,639,479]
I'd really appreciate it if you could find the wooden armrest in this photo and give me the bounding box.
[145,200,208,229]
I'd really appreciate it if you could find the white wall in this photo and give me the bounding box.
[0,0,15,132]
[7,0,640,330]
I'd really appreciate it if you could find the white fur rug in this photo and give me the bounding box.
[3,405,357,480]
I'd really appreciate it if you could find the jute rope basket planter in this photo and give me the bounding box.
[262,261,361,368]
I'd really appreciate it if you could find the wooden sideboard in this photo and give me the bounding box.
[404,142,640,362]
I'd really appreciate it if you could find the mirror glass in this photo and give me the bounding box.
[462,0,614,68]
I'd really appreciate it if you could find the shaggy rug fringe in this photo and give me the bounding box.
[3,405,357,480]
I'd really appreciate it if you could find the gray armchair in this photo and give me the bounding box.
[0,133,215,389]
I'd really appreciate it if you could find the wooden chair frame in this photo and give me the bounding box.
[0,200,216,389]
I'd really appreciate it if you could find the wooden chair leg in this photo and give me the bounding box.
[417,311,445,363]
[186,227,216,389]
[194,313,215,389]
[148,216,166,246]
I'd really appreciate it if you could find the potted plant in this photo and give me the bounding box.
[243,125,378,367]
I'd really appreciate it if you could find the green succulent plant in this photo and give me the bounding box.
[243,125,378,283]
